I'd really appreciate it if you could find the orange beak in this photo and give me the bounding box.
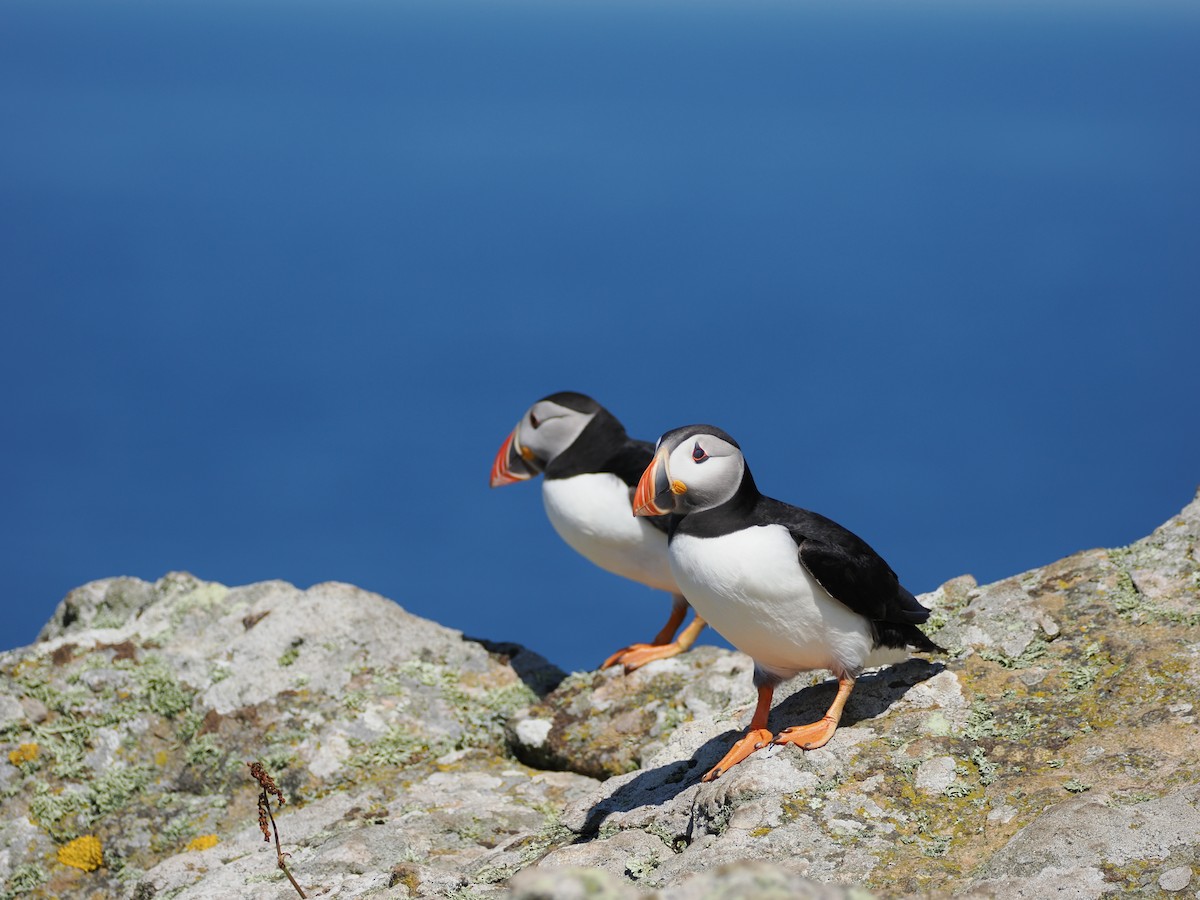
[633,448,675,516]
[489,428,542,488]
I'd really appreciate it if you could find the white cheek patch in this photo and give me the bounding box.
[670,441,743,511]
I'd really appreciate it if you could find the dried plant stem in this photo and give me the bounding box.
[248,761,306,899]
[263,789,306,898]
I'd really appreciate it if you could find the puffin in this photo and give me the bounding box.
[632,424,940,781]
[489,392,707,671]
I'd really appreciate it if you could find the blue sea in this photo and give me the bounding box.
[2,0,1198,672]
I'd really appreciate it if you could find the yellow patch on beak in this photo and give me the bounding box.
[519,445,536,462]
[670,480,688,495]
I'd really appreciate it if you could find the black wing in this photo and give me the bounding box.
[757,497,929,626]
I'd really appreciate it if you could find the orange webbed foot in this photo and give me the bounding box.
[771,716,839,751]
[600,644,639,670]
[601,641,687,673]
[701,727,774,782]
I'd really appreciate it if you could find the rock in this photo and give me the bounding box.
[657,860,872,899]
[1158,866,1192,892]
[507,866,640,899]
[1,576,591,899]
[507,860,866,899]
[1,488,1198,899]
[914,756,957,794]
[969,785,1200,895]
[508,648,757,780]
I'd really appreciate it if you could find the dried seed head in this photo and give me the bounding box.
[257,795,271,842]
[247,760,286,805]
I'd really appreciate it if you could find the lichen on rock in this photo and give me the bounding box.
[56,834,102,872]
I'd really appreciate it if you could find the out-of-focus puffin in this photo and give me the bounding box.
[633,424,940,781]
[490,392,707,671]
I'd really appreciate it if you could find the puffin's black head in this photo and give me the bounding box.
[632,424,747,517]
[489,392,607,487]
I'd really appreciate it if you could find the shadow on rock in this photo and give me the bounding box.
[571,738,729,844]
[573,657,943,843]
[465,636,567,697]
[769,657,945,733]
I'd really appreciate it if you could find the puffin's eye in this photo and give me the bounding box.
[692,443,709,463]
[529,412,541,428]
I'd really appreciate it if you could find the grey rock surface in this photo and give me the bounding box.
[967,784,1200,897]
[1,488,1198,899]
[1,577,586,899]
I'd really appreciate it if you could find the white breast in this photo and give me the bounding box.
[541,474,677,593]
[669,525,878,679]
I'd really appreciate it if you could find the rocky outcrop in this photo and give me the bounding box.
[1,490,1197,898]
[0,577,584,899]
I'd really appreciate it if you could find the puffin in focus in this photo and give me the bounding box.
[633,424,940,781]
[490,392,707,671]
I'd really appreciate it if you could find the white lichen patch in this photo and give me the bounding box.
[914,756,958,794]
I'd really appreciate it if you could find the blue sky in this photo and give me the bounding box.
[1,0,1197,672]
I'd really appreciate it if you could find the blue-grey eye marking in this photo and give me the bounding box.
[692,443,709,463]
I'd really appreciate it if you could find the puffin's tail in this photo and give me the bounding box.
[873,586,944,654]
[894,585,934,624]
[875,619,944,655]
[905,621,943,654]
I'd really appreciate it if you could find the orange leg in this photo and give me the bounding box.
[601,596,706,672]
[702,683,775,782]
[771,675,855,751]
[648,596,690,646]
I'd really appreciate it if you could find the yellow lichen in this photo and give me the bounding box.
[186,834,219,852]
[154,750,169,766]
[8,743,39,765]
[58,835,103,872]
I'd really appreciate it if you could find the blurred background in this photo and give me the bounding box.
[2,0,1197,673]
